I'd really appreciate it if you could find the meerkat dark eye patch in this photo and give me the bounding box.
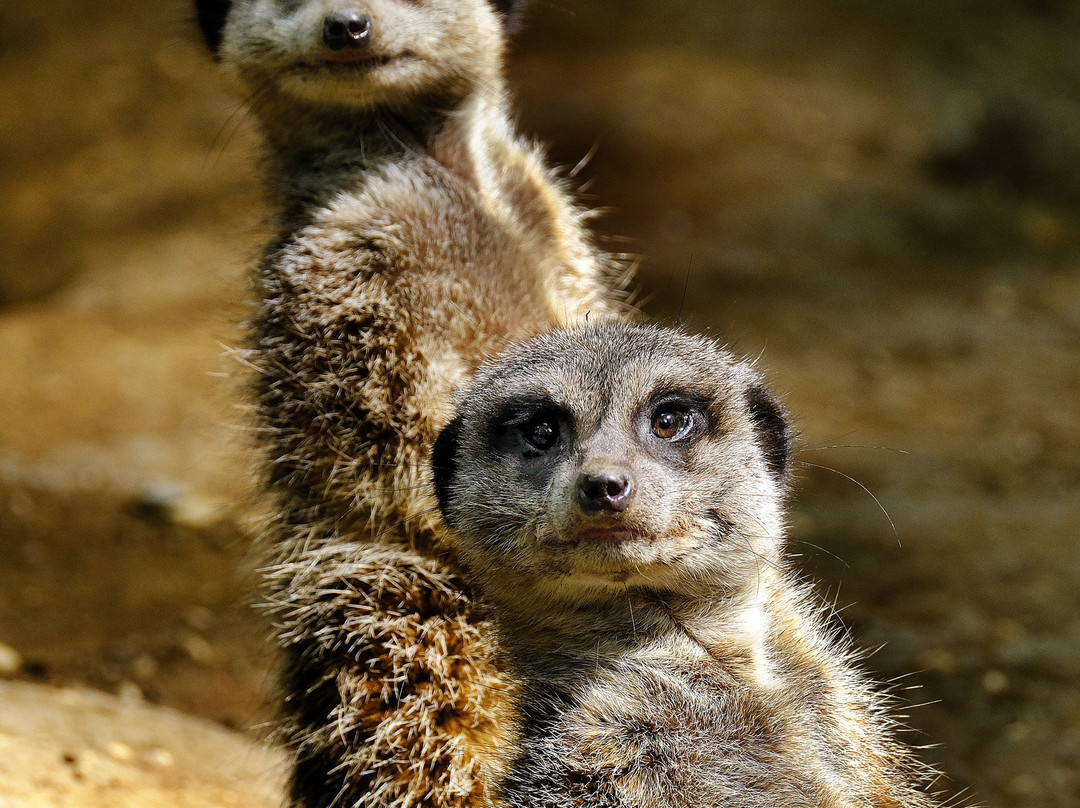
[651,406,694,441]
[520,412,559,451]
[492,401,569,457]
[642,391,708,442]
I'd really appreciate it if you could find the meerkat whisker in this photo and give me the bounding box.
[798,460,899,538]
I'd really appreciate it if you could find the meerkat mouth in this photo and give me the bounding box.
[294,53,414,78]
[571,526,648,546]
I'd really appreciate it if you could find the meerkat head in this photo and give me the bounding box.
[433,322,793,604]
[195,0,524,112]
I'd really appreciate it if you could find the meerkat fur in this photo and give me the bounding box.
[195,1,631,805]
[434,322,945,808]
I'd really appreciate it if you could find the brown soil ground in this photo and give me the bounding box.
[0,681,284,808]
[1,1,1077,806]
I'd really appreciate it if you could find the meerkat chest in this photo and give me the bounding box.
[504,637,827,808]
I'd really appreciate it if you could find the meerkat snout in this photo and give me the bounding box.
[322,10,372,50]
[576,469,633,513]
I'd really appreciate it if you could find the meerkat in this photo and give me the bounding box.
[194,1,629,806]
[433,321,943,808]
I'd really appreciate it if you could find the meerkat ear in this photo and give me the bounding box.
[431,416,463,520]
[193,0,231,54]
[746,385,793,485]
[490,0,528,31]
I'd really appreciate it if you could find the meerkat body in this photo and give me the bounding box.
[195,2,627,805]
[434,323,942,808]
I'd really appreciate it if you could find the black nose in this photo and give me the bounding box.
[323,11,373,50]
[576,472,633,513]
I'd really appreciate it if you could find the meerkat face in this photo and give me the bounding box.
[196,0,520,110]
[433,323,793,602]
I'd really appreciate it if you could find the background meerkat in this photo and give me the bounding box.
[195,1,630,806]
[433,322,944,808]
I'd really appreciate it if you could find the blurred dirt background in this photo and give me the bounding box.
[0,0,1077,806]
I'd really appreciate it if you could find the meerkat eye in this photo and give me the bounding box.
[651,406,694,441]
[521,412,560,451]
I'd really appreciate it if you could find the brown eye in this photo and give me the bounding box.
[652,407,693,440]
[522,413,559,450]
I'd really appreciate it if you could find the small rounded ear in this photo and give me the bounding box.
[431,416,464,521]
[194,0,231,54]
[489,0,528,31]
[746,385,792,485]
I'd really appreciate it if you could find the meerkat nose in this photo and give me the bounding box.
[323,10,373,51]
[576,471,633,513]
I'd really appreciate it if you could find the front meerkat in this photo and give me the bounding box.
[434,322,943,808]
[195,1,629,806]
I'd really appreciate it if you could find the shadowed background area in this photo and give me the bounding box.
[0,1,1077,805]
